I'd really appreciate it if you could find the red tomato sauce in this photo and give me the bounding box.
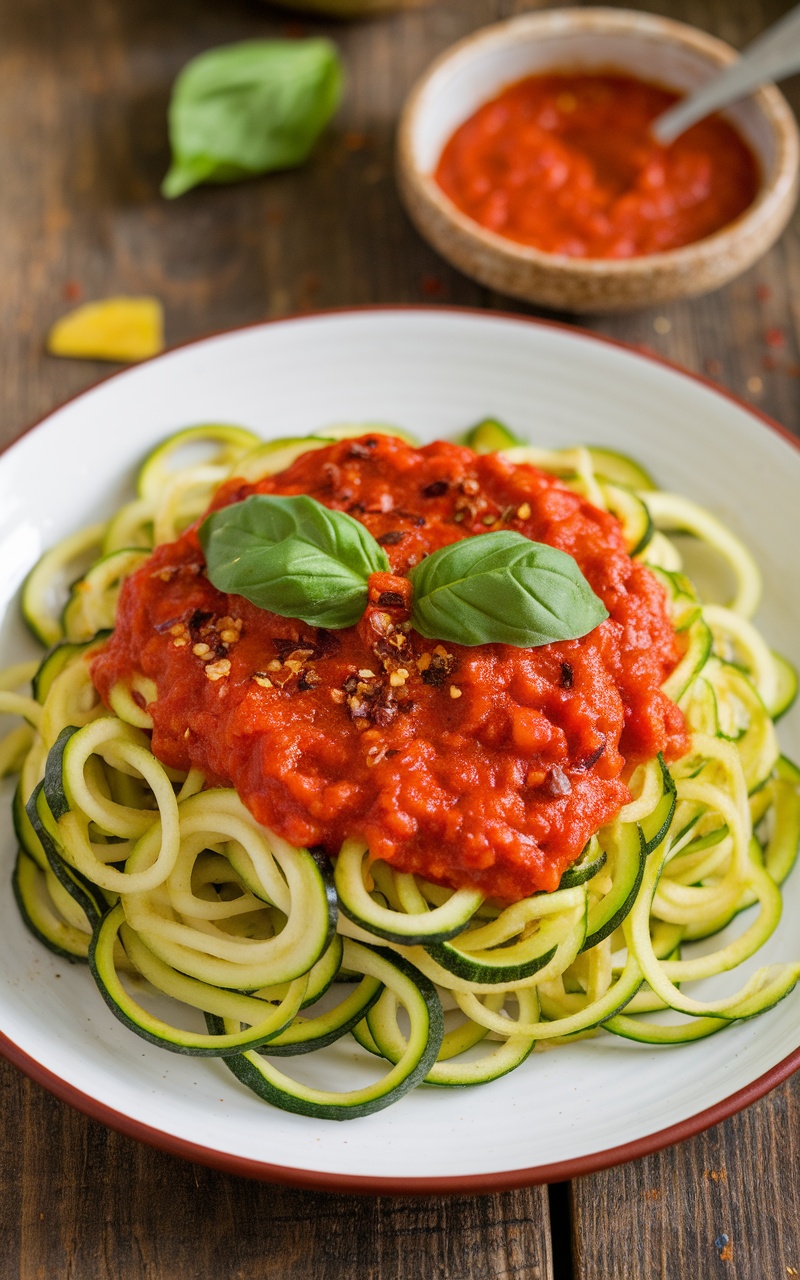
[92,436,689,900]
[434,73,760,259]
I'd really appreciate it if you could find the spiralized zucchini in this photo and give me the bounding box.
[2,422,799,1119]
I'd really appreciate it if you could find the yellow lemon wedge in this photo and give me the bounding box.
[46,297,165,363]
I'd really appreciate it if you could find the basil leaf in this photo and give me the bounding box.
[409,531,608,647]
[199,495,388,628]
[162,39,343,199]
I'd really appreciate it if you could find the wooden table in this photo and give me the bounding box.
[2,0,799,1274]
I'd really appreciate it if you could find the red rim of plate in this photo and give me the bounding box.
[2,304,799,1195]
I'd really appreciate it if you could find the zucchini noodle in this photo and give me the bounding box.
[2,421,799,1120]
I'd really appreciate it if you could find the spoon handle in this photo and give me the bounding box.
[653,3,800,145]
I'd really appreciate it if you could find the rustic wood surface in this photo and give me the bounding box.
[1,0,799,1275]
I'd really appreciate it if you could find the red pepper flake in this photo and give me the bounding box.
[421,275,446,297]
[344,131,367,152]
[762,354,779,372]
[704,358,723,378]
[765,327,785,348]
[62,279,82,302]
[421,479,449,498]
[756,284,772,301]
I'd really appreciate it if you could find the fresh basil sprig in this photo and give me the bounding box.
[199,496,608,647]
[162,39,343,199]
[199,495,389,629]
[409,530,608,646]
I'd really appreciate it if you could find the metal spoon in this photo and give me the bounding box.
[652,3,800,145]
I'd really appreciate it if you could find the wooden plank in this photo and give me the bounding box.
[4,1058,553,1280]
[571,1080,800,1279]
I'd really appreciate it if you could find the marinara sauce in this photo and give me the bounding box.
[92,436,689,901]
[434,73,760,259]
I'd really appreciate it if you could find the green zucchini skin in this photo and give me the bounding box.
[42,725,80,822]
[334,896,480,947]
[25,782,106,928]
[351,1016,383,1058]
[61,550,149,643]
[462,419,523,453]
[89,905,308,1057]
[662,617,713,702]
[307,848,340,962]
[558,840,607,889]
[12,850,90,963]
[297,934,345,1009]
[33,641,86,704]
[137,424,262,500]
[602,1013,728,1044]
[640,756,678,855]
[600,481,654,558]
[13,782,47,870]
[424,937,558,985]
[245,976,383,1057]
[586,447,656,491]
[333,842,482,945]
[229,436,333,485]
[209,945,445,1120]
[769,653,798,721]
[310,423,420,446]
[582,824,647,953]
[762,757,800,887]
[364,986,539,1089]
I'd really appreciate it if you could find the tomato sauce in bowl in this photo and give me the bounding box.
[434,73,760,259]
[92,435,688,901]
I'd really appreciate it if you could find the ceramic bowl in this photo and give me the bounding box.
[396,7,800,312]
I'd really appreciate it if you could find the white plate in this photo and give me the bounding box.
[1,309,798,1192]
